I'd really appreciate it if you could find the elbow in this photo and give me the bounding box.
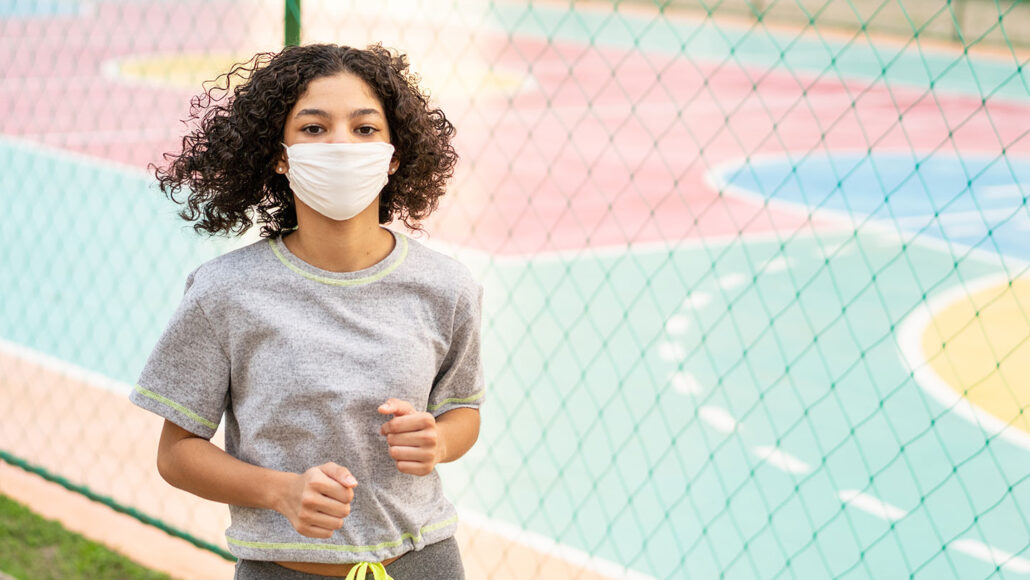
[156,446,179,487]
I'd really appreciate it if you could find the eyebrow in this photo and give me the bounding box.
[294,108,384,119]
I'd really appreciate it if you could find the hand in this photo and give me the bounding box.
[278,462,357,539]
[378,398,442,476]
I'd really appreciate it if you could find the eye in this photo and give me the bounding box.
[356,125,378,136]
[301,125,324,135]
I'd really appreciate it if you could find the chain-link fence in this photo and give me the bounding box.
[2,0,1029,578]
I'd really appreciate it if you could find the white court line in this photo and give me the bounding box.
[457,512,659,579]
[895,273,1030,452]
[681,291,713,310]
[670,371,702,395]
[658,341,687,362]
[949,538,1030,574]
[718,272,747,289]
[837,490,907,521]
[0,337,132,397]
[699,406,738,433]
[752,446,812,474]
[762,256,791,272]
[664,315,691,335]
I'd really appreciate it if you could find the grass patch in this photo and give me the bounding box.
[0,493,171,580]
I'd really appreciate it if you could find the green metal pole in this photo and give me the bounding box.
[285,0,301,47]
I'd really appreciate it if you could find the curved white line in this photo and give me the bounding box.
[895,274,1030,451]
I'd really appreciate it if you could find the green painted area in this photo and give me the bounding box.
[442,229,1026,578]
[0,139,247,390]
[487,2,1029,102]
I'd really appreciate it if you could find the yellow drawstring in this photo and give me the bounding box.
[344,561,393,580]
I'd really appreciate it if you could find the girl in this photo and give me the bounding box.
[131,43,484,580]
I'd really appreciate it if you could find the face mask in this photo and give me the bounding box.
[283,141,395,221]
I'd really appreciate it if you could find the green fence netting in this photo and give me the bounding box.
[1,0,1029,578]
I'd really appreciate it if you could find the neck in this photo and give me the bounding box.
[282,208,395,273]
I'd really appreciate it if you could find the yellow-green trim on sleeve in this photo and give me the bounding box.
[226,514,458,553]
[133,384,218,430]
[427,391,485,412]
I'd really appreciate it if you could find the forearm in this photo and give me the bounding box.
[157,421,293,513]
[435,407,481,464]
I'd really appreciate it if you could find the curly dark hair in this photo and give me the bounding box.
[154,43,458,237]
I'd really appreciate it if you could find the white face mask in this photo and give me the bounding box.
[283,141,395,221]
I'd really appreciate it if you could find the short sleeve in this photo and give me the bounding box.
[428,283,485,416]
[129,269,230,439]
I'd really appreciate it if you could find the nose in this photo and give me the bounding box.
[329,125,361,144]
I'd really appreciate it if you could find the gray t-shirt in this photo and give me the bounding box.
[130,229,485,564]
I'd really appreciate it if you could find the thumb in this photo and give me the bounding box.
[378,398,416,417]
[320,462,358,488]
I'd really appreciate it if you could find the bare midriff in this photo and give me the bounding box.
[274,556,402,577]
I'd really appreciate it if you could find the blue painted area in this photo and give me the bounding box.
[716,153,1030,262]
[0,0,81,18]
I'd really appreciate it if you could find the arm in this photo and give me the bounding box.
[157,420,357,538]
[378,399,480,476]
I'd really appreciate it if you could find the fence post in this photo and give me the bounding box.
[285,0,301,46]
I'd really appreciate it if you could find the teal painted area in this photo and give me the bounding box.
[0,140,245,390]
[442,231,1025,578]
[0,0,80,17]
[487,2,1029,102]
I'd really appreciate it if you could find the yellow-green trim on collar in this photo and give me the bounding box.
[226,514,457,553]
[269,235,408,287]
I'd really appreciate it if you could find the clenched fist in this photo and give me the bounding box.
[379,398,442,476]
[279,462,357,538]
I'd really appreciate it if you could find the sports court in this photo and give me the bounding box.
[2,0,1029,578]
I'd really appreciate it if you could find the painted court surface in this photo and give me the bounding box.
[2,1,1029,578]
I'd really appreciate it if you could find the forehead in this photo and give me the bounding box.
[294,72,383,112]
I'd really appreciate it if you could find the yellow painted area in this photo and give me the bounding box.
[115,53,256,90]
[114,53,527,97]
[923,278,1030,434]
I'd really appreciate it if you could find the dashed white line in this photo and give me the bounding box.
[718,272,747,289]
[698,406,738,433]
[670,372,702,395]
[681,291,712,310]
[664,315,690,335]
[949,538,1030,573]
[658,342,687,362]
[752,446,812,474]
[763,257,791,272]
[837,490,907,521]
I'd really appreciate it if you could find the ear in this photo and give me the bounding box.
[275,151,289,175]
[388,157,399,175]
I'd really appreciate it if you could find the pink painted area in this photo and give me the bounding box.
[2,5,1027,254]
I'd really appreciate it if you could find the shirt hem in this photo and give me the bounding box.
[225,514,459,564]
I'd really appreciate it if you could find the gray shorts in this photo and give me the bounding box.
[232,536,464,580]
